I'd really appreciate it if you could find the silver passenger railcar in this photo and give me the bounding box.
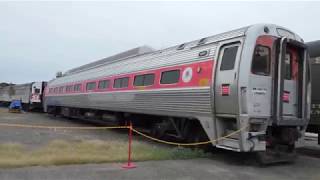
[0,82,46,110]
[44,24,311,163]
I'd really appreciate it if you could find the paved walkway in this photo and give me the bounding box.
[0,156,320,180]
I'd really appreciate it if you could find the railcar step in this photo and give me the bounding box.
[216,138,240,151]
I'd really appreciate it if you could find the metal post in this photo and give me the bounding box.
[122,121,136,169]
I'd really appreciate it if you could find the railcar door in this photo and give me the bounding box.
[275,37,308,125]
[31,82,42,104]
[249,37,274,118]
[214,42,242,115]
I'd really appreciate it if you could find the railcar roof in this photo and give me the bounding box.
[66,46,155,75]
[63,26,250,76]
[52,24,302,85]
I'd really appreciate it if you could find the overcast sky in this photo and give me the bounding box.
[0,1,319,84]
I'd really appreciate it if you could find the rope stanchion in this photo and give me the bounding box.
[122,121,136,169]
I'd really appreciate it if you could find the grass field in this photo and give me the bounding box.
[0,108,210,168]
[0,139,210,168]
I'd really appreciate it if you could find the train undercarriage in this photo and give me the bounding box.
[257,126,301,164]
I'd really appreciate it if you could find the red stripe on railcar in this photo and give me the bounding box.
[46,59,215,95]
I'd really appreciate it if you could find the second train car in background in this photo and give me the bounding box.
[44,24,311,163]
[0,82,47,110]
[307,40,320,144]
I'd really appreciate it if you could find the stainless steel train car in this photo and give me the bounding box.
[0,82,47,110]
[307,40,320,144]
[44,24,311,163]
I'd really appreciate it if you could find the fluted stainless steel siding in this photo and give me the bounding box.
[46,88,212,117]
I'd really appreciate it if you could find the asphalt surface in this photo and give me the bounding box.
[1,108,320,180]
[0,157,320,180]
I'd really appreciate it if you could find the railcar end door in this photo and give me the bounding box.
[275,37,308,125]
[214,42,241,115]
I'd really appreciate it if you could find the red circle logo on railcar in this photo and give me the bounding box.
[182,67,193,83]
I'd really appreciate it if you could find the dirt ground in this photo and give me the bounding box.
[0,107,320,180]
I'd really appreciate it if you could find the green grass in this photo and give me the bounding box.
[0,140,210,168]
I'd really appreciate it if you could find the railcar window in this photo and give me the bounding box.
[74,84,81,92]
[134,74,155,86]
[251,46,271,75]
[86,82,96,91]
[58,87,64,93]
[98,80,110,89]
[114,78,122,88]
[66,85,73,92]
[160,70,180,84]
[49,88,53,93]
[34,88,40,94]
[285,53,292,80]
[54,87,58,93]
[220,46,239,71]
[121,77,129,88]
[113,77,129,88]
[134,75,144,86]
[144,74,155,86]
